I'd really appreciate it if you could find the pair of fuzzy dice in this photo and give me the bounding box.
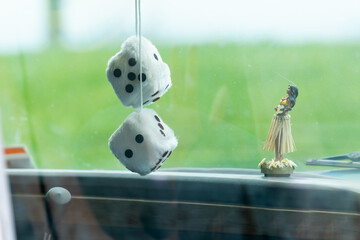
[106,36,171,108]
[107,36,177,175]
[109,109,177,176]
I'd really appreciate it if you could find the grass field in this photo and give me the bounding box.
[1,43,360,171]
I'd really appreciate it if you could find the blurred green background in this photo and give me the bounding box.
[1,43,360,171]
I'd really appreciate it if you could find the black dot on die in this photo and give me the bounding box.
[125,84,133,93]
[158,123,164,130]
[160,130,166,137]
[151,91,159,97]
[128,72,136,81]
[125,149,133,158]
[138,73,146,82]
[167,151,172,158]
[153,97,160,102]
[154,53,158,61]
[135,134,144,143]
[154,115,160,122]
[128,58,136,66]
[162,151,169,157]
[113,68,121,78]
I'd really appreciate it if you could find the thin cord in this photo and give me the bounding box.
[136,0,143,110]
[135,0,138,36]
[272,70,298,87]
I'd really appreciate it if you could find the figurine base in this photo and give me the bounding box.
[258,158,296,177]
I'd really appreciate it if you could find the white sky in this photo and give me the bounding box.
[1,0,360,54]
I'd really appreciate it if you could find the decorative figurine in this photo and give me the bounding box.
[258,85,299,176]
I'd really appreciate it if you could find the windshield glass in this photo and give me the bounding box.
[1,0,360,171]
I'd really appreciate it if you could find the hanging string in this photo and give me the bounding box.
[135,0,143,110]
[138,0,143,110]
[135,0,138,36]
[272,70,298,87]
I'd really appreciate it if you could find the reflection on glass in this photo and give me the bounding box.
[1,0,360,170]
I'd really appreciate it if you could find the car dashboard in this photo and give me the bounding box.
[9,168,360,240]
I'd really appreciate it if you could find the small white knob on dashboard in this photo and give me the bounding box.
[45,187,71,205]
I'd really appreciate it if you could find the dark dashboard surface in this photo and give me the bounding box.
[8,169,360,240]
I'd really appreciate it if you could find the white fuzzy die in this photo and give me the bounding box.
[106,36,172,108]
[109,108,177,176]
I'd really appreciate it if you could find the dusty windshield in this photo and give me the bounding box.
[1,0,359,172]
